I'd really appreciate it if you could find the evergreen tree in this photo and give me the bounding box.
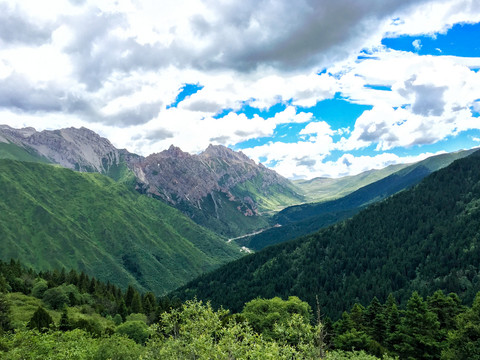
[395,292,441,360]
[365,297,386,344]
[350,303,366,331]
[0,294,12,334]
[125,285,136,309]
[384,293,401,352]
[27,306,54,332]
[443,292,480,359]
[117,298,128,321]
[59,307,72,331]
[130,292,143,314]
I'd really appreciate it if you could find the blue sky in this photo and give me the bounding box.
[1,0,480,178]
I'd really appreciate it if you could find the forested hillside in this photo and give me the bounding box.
[0,159,240,294]
[240,148,478,251]
[1,260,480,359]
[175,150,480,318]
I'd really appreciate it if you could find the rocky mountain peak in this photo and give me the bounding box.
[161,145,191,158]
[201,144,253,164]
[0,125,121,173]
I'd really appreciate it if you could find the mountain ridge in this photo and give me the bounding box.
[0,125,303,237]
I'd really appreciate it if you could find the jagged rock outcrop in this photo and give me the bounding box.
[0,125,121,173]
[130,144,296,212]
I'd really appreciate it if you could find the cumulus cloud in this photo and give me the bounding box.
[0,3,53,45]
[412,39,422,51]
[1,0,480,179]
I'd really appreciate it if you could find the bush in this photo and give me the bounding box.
[31,279,48,299]
[116,321,150,344]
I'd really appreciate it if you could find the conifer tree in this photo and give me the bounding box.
[395,292,441,359]
[384,293,401,352]
[365,297,386,344]
[130,292,143,314]
[59,307,72,331]
[27,306,54,332]
[0,294,12,334]
[443,292,480,359]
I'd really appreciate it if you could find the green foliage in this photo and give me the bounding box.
[175,150,480,318]
[0,159,240,294]
[325,350,395,360]
[42,286,69,310]
[31,279,48,299]
[146,299,304,359]
[116,320,150,344]
[0,294,12,334]
[241,296,312,341]
[442,292,480,359]
[27,306,54,332]
[394,292,441,359]
[93,334,145,360]
[0,329,145,359]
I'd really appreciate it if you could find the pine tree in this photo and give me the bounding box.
[130,292,143,314]
[0,294,12,334]
[395,292,441,360]
[59,307,72,331]
[443,292,480,359]
[27,306,54,332]
[349,303,366,331]
[125,285,136,309]
[384,293,401,352]
[365,297,386,344]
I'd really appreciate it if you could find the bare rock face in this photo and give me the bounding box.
[131,144,291,210]
[0,125,121,173]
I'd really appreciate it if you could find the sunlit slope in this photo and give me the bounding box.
[0,159,240,294]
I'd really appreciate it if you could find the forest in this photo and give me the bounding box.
[174,151,480,319]
[1,259,480,359]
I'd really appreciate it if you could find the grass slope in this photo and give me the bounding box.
[0,159,240,295]
[0,142,50,164]
[174,150,480,318]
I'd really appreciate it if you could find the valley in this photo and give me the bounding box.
[2,125,480,359]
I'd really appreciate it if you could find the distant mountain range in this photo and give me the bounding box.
[173,150,480,318]
[0,125,303,237]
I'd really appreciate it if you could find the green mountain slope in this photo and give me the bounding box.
[174,150,480,318]
[0,159,240,295]
[294,148,478,203]
[293,163,409,203]
[0,142,50,164]
[241,148,478,251]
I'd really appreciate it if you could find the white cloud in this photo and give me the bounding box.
[1,0,480,179]
[412,39,422,51]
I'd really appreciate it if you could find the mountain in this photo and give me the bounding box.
[293,148,479,203]
[173,150,480,318]
[0,159,241,294]
[0,125,303,237]
[128,144,303,237]
[239,148,478,251]
[0,125,123,173]
[293,163,409,203]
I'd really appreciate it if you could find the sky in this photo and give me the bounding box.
[1,0,480,179]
